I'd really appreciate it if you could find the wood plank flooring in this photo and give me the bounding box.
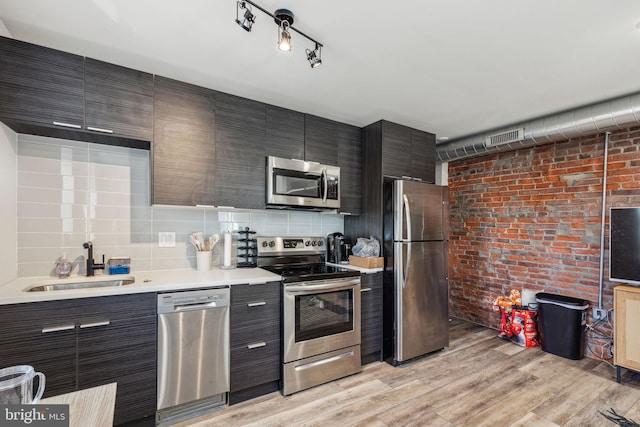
[173,318,640,426]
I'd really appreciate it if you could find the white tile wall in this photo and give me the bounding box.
[16,135,344,277]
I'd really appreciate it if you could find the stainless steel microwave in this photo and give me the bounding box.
[266,156,340,210]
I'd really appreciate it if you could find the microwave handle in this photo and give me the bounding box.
[321,168,328,203]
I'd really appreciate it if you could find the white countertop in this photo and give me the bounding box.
[326,262,383,274]
[0,267,282,305]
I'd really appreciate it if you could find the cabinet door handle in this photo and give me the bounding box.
[247,342,266,349]
[53,121,82,129]
[42,324,76,333]
[360,288,372,293]
[80,320,111,329]
[86,126,114,134]
[247,302,266,307]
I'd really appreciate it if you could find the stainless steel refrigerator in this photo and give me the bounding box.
[383,179,449,365]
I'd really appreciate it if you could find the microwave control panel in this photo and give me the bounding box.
[327,176,339,200]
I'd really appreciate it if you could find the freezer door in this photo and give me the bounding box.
[393,180,449,242]
[394,241,449,362]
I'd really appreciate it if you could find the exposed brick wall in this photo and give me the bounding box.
[448,126,640,356]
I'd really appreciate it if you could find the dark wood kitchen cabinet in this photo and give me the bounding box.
[215,92,267,209]
[338,123,362,215]
[266,105,305,160]
[381,120,435,182]
[229,282,281,404]
[0,35,84,130]
[0,36,152,149]
[0,294,157,426]
[360,272,383,364]
[344,119,435,245]
[304,114,339,165]
[84,57,154,141]
[153,76,217,206]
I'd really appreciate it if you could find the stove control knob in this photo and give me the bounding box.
[305,240,311,246]
[311,240,317,246]
[268,240,275,247]
[261,241,268,247]
[317,240,324,247]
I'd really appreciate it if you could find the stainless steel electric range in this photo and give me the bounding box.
[256,236,362,395]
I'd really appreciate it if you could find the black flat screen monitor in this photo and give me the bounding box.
[610,207,640,285]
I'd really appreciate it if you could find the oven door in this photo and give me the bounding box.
[266,156,340,209]
[283,277,360,363]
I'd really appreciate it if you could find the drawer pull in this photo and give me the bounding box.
[80,320,111,329]
[247,342,267,349]
[42,324,76,333]
[360,288,372,293]
[53,121,81,129]
[247,301,266,307]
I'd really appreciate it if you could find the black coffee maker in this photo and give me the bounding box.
[327,232,346,264]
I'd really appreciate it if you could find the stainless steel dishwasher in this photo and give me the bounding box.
[157,287,230,423]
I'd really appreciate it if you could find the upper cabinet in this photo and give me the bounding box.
[84,58,154,141]
[304,114,339,165]
[266,105,304,161]
[381,120,435,182]
[0,36,151,149]
[153,76,216,206]
[338,123,362,215]
[215,92,266,210]
[0,36,84,129]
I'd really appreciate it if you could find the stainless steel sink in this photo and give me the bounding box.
[24,277,135,292]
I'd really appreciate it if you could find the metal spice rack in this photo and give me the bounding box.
[236,227,257,268]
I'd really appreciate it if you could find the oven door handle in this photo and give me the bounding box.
[286,279,360,293]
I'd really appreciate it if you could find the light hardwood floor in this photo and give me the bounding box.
[175,318,640,426]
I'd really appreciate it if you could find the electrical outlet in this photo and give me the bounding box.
[158,232,176,248]
[592,308,608,320]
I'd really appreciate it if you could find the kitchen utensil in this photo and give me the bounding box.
[0,365,45,404]
[209,234,220,251]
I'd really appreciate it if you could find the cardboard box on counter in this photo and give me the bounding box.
[349,256,384,269]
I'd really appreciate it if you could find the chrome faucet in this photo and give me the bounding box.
[83,241,105,276]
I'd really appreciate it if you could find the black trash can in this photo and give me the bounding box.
[535,292,589,360]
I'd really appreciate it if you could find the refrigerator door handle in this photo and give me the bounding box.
[403,194,411,241]
[402,194,412,288]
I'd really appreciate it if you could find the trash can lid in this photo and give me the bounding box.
[535,292,589,309]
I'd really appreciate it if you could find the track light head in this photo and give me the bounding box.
[278,22,292,51]
[305,44,322,68]
[235,2,255,32]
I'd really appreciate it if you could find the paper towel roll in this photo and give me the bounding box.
[223,232,232,267]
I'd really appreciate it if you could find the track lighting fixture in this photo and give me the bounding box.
[235,1,255,32]
[305,44,322,68]
[234,0,324,68]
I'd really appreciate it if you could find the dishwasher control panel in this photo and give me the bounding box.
[157,287,230,314]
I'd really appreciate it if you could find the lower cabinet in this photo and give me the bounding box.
[229,282,281,404]
[361,272,383,365]
[614,285,640,381]
[0,294,157,426]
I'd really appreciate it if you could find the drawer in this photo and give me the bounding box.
[231,318,280,348]
[230,338,280,390]
[231,282,281,307]
[231,299,279,329]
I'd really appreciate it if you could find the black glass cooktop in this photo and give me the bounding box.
[261,263,360,283]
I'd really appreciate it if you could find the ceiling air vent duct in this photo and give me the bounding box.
[484,128,524,147]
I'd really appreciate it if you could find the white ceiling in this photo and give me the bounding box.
[2,0,640,142]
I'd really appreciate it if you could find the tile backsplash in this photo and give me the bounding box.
[17,134,344,277]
